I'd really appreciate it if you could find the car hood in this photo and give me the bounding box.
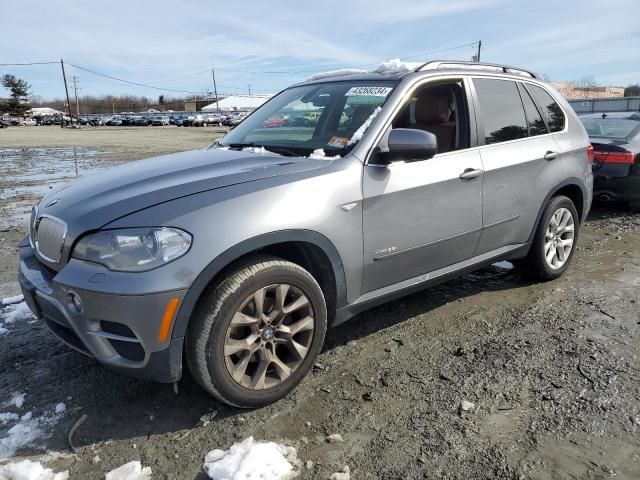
[38,148,331,235]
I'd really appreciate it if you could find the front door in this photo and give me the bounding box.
[361,79,483,293]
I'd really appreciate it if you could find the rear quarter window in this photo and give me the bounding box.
[526,84,566,133]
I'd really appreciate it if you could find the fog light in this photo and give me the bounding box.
[68,292,83,313]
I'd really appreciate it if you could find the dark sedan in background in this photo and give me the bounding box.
[581,112,640,209]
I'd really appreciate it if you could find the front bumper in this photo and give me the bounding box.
[18,241,187,383]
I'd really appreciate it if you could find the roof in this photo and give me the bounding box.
[202,95,272,111]
[298,59,539,87]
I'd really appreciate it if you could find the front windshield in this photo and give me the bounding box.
[218,80,398,156]
[581,118,639,139]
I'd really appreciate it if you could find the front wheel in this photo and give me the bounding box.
[521,195,579,280]
[186,257,327,408]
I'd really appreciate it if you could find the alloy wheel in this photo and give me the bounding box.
[544,207,575,269]
[223,283,315,390]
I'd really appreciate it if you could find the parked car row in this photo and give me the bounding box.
[0,116,39,127]
[1,111,253,129]
[89,113,248,127]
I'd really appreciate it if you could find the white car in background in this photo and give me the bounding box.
[151,116,170,126]
[205,113,224,126]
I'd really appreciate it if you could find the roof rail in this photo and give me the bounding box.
[416,60,538,78]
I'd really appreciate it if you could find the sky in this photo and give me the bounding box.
[1,0,639,100]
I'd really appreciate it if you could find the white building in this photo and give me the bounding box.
[29,107,65,116]
[202,94,272,112]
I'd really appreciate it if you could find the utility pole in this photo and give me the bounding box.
[211,68,219,111]
[476,40,482,62]
[60,59,73,127]
[248,84,251,95]
[72,76,81,120]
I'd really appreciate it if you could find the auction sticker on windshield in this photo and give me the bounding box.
[345,86,393,97]
[328,136,349,148]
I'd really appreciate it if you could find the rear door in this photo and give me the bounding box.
[471,78,563,254]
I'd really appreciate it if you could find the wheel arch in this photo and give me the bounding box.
[527,178,588,245]
[171,229,347,339]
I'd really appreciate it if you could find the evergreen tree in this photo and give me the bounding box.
[1,74,31,117]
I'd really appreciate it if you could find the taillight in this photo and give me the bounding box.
[593,151,635,164]
[587,144,594,164]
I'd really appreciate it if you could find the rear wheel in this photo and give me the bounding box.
[521,195,579,280]
[186,257,327,408]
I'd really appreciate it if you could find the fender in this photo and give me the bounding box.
[171,229,347,339]
[526,177,588,246]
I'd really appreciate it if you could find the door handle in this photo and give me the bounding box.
[459,168,484,180]
[544,150,559,161]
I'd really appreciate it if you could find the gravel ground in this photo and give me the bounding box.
[0,127,639,479]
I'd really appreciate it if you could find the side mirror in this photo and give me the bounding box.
[375,128,438,164]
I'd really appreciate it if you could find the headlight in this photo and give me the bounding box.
[72,227,192,272]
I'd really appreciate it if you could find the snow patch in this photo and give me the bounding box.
[0,413,19,425]
[2,302,34,324]
[347,106,382,146]
[0,459,69,480]
[1,295,23,306]
[203,437,299,480]
[308,149,340,160]
[329,466,351,480]
[0,325,7,336]
[372,58,422,75]
[242,146,266,154]
[0,415,45,460]
[104,461,152,480]
[0,396,66,460]
[305,68,367,82]
[492,261,514,270]
[6,394,26,409]
[305,58,422,82]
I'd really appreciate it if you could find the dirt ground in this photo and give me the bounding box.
[1,127,639,479]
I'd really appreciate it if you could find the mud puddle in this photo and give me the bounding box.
[0,147,120,228]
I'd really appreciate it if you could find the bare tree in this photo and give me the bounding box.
[573,75,600,98]
[624,84,640,97]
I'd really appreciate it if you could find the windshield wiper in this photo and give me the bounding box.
[260,145,299,157]
[226,142,255,149]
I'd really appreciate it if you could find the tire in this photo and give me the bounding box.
[521,195,579,281]
[186,256,327,408]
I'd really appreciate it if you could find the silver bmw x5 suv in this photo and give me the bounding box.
[19,61,593,407]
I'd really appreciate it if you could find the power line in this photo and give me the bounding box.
[145,68,211,84]
[0,61,58,66]
[66,62,209,94]
[214,41,481,74]
[4,41,482,98]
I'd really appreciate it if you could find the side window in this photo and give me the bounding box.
[473,78,527,144]
[526,84,566,132]
[517,83,547,136]
[390,81,470,153]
